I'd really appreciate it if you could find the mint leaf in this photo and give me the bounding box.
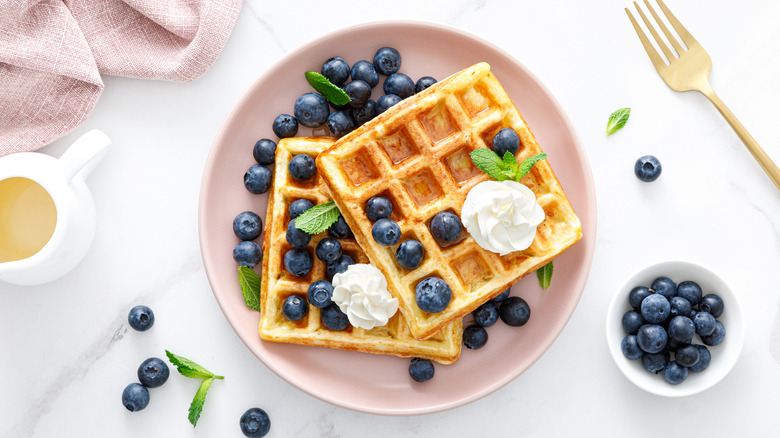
[516,153,548,181]
[188,377,214,427]
[606,107,630,136]
[305,72,351,105]
[470,148,510,181]
[165,350,224,380]
[238,266,261,312]
[502,151,519,180]
[537,261,553,290]
[294,201,341,234]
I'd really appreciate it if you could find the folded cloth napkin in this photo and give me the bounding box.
[0,0,242,156]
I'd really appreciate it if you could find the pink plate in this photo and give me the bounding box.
[199,21,596,416]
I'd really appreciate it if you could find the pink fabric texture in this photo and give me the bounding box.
[0,0,242,156]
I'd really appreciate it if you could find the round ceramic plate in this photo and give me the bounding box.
[199,21,596,415]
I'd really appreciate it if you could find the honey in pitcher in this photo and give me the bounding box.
[0,177,57,262]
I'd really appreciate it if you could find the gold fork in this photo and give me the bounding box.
[626,0,780,190]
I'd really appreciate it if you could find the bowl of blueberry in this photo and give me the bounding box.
[606,260,744,397]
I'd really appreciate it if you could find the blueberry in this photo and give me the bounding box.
[321,56,350,86]
[283,249,312,277]
[326,254,355,279]
[376,94,402,114]
[429,211,462,245]
[233,241,263,267]
[499,296,531,326]
[288,199,314,219]
[395,239,424,270]
[415,76,437,93]
[328,215,353,239]
[492,288,511,303]
[383,73,415,99]
[472,301,499,327]
[640,294,670,324]
[327,110,355,137]
[636,324,668,353]
[628,286,652,310]
[344,80,372,108]
[128,305,155,331]
[634,155,662,182]
[666,338,685,352]
[365,196,393,221]
[667,316,695,343]
[701,321,726,346]
[122,383,150,412]
[240,407,271,437]
[699,294,724,318]
[408,357,434,382]
[689,345,712,372]
[373,47,401,76]
[351,100,376,126]
[621,335,643,360]
[622,310,645,335]
[285,219,311,249]
[321,302,350,330]
[641,351,669,373]
[663,360,688,384]
[693,311,717,337]
[272,113,298,138]
[492,128,520,158]
[676,344,700,368]
[294,92,330,128]
[677,281,702,306]
[669,296,692,319]
[307,280,334,308]
[315,238,342,264]
[137,357,170,388]
[282,295,308,321]
[350,60,379,88]
[651,276,676,300]
[415,277,452,313]
[233,211,263,241]
[372,218,401,246]
[463,324,488,350]
[288,154,316,181]
[244,165,272,194]
[253,139,277,165]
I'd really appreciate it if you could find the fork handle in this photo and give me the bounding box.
[699,84,780,191]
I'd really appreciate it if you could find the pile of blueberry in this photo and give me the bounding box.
[232,210,264,268]
[620,277,726,385]
[122,305,170,412]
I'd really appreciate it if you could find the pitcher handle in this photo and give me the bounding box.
[60,129,112,182]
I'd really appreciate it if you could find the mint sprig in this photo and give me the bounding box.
[606,107,630,136]
[537,261,553,290]
[469,148,547,182]
[238,265,261,312]
[165,350,224,427]
[305,72,351,105]
[294,201,341,234]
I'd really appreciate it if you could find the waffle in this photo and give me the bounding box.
[258,136,462,364]
[316,63,582,340]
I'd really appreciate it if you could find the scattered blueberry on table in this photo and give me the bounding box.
[137,357,170,388]
[634,155,662,182]
[240,407,271,437]
[128,305,155,332]
[122,383,150,412]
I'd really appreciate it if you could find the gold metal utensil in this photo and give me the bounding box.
[626,0,780,190]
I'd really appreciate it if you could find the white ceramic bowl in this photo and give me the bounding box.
[606,261,744,397]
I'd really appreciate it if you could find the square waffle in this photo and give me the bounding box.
[258,136,462,364]
[316,63,583,340]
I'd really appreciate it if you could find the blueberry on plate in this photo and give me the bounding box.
[628,286,652,310]
[252,139,277,166]
[286,219,312,249]
[621,310,644,335]
[429,211,462,245]
[408,357,434,382]
[326,254,355,279]
[128,305,154,332]
[376,94,402,114]
[240,407,271,438]
[272,113,298,138]
[701,321,726,346]
[351,99,376,126]
[667,316,695,343]
[288,154,316,181]
[282,295,308,321]
[307,280,334,308]
[315,237,342,264]
[327,110,355,137]
[669,296,692,318]
[641,350,669,373]
[373,47,401,76]
[365,196,393,221]
[621,335,643,360]
[294,92,330,128]
[288,199,314,219]
[693,311,717,337]
[244,165,272,194]
[321,56,350,86]
[650,276,676,300]
[472,301,499,327]
[499,296,531,326]
[415,76,437,93]
[492,288,510,303]
[689,345,712,372]
[699,294,724,318]
[137,357,170,388]
[344,80,372,108]
[122,383,150,412]
[463,324,488,350]
[395,239,424,270]
[415,277,452,313]
[636,324,667,353]
[321,302,350,331]
[233,211,263,241]
[492,128,520,158]
[372,218,401,246]
[677,280,703,306]
[675,344,700,368]
[350,60,379,88]
[640,294,670,324]
[383,73,415,99]
[283,249,312,277]
[328,215,353,239]
[233,241,263,268]
[634,155,662,182]
[663,360,688,385]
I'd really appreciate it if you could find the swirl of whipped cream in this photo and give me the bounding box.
[461,180,545,256]
[331,264,398,329]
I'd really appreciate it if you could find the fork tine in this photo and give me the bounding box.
[643,0,684,55]
[633,1,674,62]
[656,0,699,47]
[625,8,666,70]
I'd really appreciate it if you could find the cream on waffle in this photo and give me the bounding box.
[316,63,583,340]
[258,136,461,364]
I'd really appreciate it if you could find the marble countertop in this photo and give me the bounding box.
[3,0,780,436]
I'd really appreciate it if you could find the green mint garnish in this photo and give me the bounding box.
[294,201,341,234]
[470,148,547,182]
[515,152,548,180]
[537,261,553,290]
[305,72,351,105]
[238,265,261,312]
[606,107,631,136]
[165,350,224,427]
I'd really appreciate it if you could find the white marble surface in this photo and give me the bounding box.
[3,0,780,436]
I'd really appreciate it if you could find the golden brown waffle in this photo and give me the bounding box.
[316,63,582,340]
[258,136,462,364]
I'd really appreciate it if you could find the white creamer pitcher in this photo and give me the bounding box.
[0,130,111,286]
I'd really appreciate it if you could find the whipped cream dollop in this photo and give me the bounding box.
[461,180,545,256]
[331,264,398,330]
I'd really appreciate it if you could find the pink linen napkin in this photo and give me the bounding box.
[0,0,242,156]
